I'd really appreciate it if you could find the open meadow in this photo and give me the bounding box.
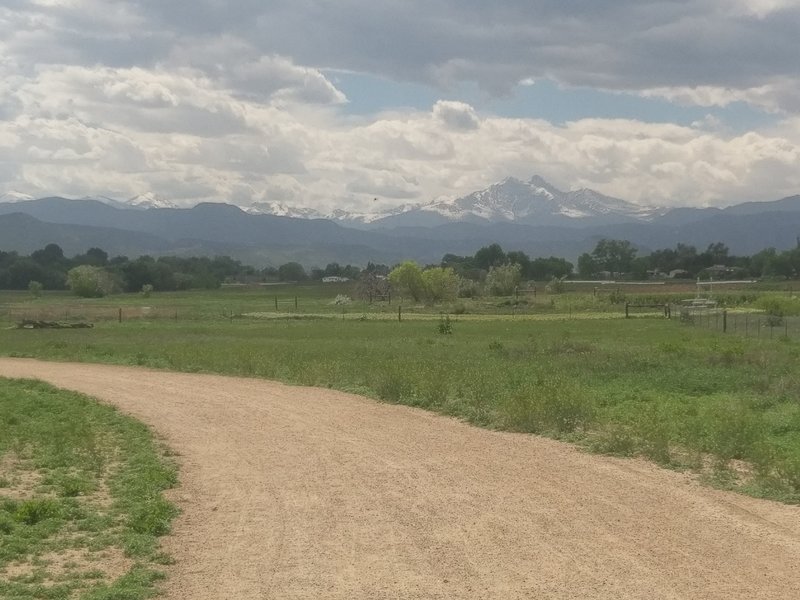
[2,281,800,504]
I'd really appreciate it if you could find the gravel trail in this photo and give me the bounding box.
[1,358,798,599]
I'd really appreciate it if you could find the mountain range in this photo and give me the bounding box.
[244,176,665,228]
[1,176,799,267]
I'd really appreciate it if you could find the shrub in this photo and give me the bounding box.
[486,263,521,296]
[67,266,115,298]
[141,284,154,298]
[28,280,43,298]
[15,498,61,525]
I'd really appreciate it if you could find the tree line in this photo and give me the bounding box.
[0,244,385,296]
[0,245,258,295]
[2,238,800,298]
[576,239,800,279]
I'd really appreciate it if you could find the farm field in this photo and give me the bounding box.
[2,283,800,503]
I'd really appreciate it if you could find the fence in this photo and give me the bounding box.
[0,295,308,324]
[677,306,800,341]
[0,303,185,323]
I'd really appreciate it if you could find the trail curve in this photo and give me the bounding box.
[1,358,798,599]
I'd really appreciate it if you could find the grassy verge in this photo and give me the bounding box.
[0,378,178,600]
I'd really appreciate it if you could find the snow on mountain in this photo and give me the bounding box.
[0,191,35,203]
[237,175,663,228]
[247,201,325,219]
[6,175,661,227]
[412,176,653,225]
[127,192,178,210]
[247,201,418,226]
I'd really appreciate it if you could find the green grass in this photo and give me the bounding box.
[0,379,177,600]
[2,284,800,504]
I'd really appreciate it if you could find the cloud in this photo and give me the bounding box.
[433,100,480,131]
[4,1,800,113]
[0,1,799,211]
[2,79,799,210]
[346,172,421,200]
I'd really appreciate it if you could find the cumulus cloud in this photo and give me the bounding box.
[2,77,800,209]
[0,1,799,211]
[433,101,480,131]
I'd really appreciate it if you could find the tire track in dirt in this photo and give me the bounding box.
[1,358,799,599]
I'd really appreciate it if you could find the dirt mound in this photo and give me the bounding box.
[1,358,798,599]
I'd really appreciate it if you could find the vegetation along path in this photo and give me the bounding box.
[1,358,799,600]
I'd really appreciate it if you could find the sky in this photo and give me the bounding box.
[1,0,799,212]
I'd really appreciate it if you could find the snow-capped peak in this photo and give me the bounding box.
[368,175,663,227]
[127,193,177,210]
[0,191,35,203]
[247,201,325,219]
[234,175,663,228]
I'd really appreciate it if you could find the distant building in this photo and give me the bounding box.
[322,276,350,283]
[668,269,690,279]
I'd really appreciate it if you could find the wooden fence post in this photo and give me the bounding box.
[274,296,278,310]
[723,310,727,333]
[398,306,402,322]
[118,307,122,323]
[625,302,629,319]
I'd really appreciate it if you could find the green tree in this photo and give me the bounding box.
[31,243,65,267]
[422,267,460,302]
[66,266,115,298]
[474,244,507,270]
[278,262,307,282]
[74,247,109,266]
[705,242,730,265]
[529,256,574,280]
[388,261,426,302]
[506,250,531,277]
[485,263,521,296]
[591,239,637,274]
[577,253,597,278]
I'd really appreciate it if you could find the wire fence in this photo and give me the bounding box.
[677,306,800,341]
[0,296,308,324]
[1,303,189,323]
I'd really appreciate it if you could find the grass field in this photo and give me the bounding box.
[2,283,800,504]
[2,279,795,323]
[0,379,177,600]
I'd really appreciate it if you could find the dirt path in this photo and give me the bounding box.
[1,358,798,599]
